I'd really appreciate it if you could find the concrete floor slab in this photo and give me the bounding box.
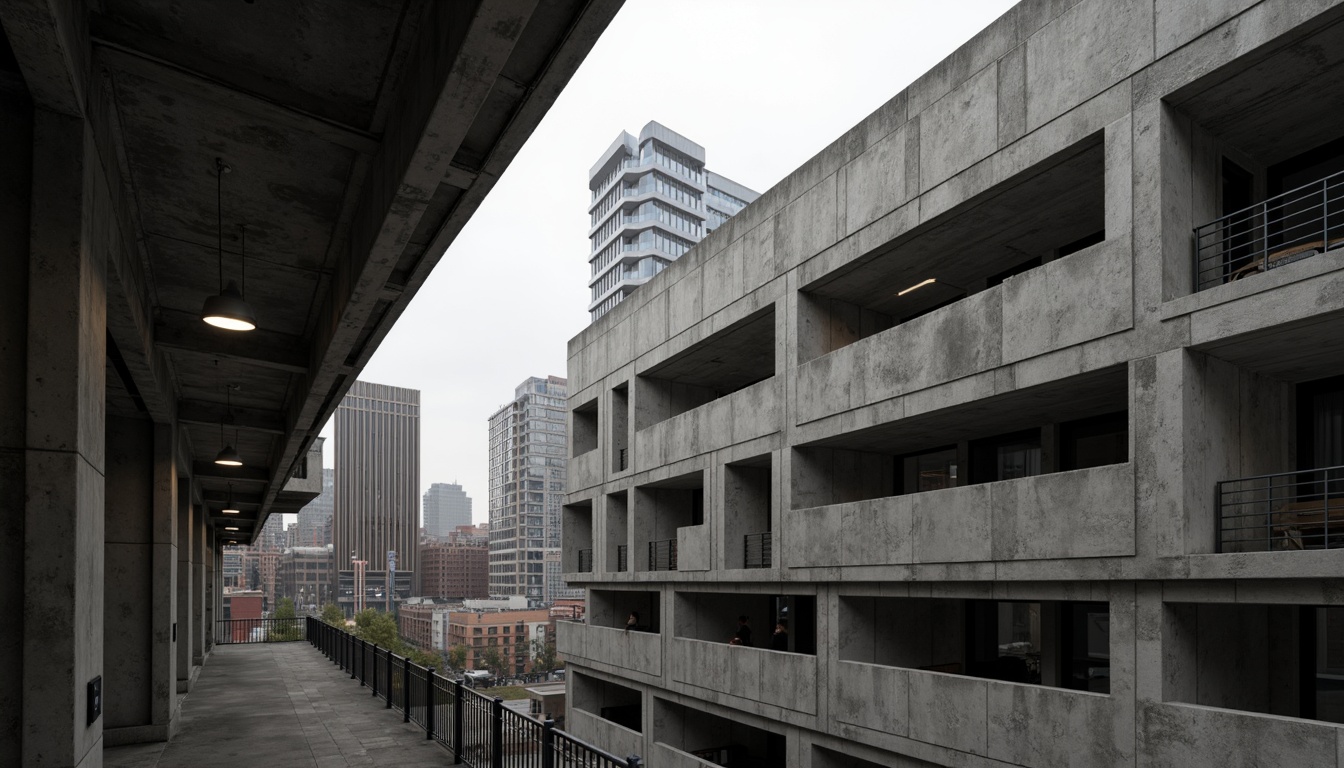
[104,644,450,768]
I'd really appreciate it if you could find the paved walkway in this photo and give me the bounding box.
[104,643,449,768]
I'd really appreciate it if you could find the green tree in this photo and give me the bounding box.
[352,608,403,651]
[477,646,505,676]
[321,603,346,627]
[447,644,468,671]
[274,598,297,619]
[529,639,558,674]
[408,648,440,670]
[267,597,303,641]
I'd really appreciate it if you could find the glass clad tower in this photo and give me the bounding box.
[588,121,758,321]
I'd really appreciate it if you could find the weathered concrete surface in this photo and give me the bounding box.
[103,643,448,768]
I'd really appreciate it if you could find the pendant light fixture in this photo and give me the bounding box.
[222,483,240,515]
[201,158,257,331]
[214,381,243,467]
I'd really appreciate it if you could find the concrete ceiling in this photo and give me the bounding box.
[640,306,776,392]
[3,0,622,543]
[805,136,1105,320]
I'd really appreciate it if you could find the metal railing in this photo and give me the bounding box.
[648,539,677,571]
[577,548,594,573]
[617,447,628,472]
[744,532,772,569]
[214,617,305,644]
[1193,169,1344,292]
[1216,464,1344,552]
[305,617,641,767]
[616,545,628,573]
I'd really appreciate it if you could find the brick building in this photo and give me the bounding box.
[418,542,489,600]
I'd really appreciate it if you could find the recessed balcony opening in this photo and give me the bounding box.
[797,133,1104,363]
[563,500,593,573]
[653,697,786,767]
[1165,602,1344,725]
[633,471,704,572]
[1171,12,1344,292]
[812,746,899,768]
[841,596,1111,694]
[571,671,643,733]
[572,397,598,457]
[611,383,629,472]
[725,455,773,570]
[792,366,1127,509]
[1218,372,1344,553]
[605,490,629,573]
[588,588,660,633]
[634,305,775,431]
[675,591,816,655]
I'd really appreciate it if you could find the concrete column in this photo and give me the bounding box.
[102,418,178,745]
[23,108,107,768]
[176,488,194,691]
[0,80,34,768]
[193,508,207,662]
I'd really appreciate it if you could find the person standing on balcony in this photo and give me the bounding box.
[770,619,789,652]
[730,615,753,647]
[625,611,639,633]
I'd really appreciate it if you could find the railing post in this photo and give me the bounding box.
[1214,481,1223,553]
[349,633,357,679]
[425,668,436,741]
[452,680,464,764]
[491,697,504,768]
[541,719,555,768]
[626,757,642,768]
[372,645,379,696]
[386,649,394,709]
[403,655,412,723]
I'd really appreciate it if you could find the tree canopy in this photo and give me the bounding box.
[320,603,346,626]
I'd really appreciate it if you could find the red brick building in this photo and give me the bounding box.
[446,609,552,675]
[417,542,488,600]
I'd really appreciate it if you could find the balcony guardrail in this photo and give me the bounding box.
[1216,464,1344,552]
[648,539,678,571]
[306,617,641,767]
[617,447,628,471]
[744,532,772,569]
[1193,169,1344,292]
[215,617,304,644]
[616,544,628,573]
[577,548,594,573]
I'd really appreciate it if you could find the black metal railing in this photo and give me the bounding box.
[616,544,628,573]
[305,617,641,767]
[577,548,594,573]
[1193,169,1344,292]
[648,539,677,571]
[1216,465,1344,552]
[617,447,628,471]
[214,617,305,644]
[744,532,772,568]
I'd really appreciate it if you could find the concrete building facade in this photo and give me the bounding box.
[488,376,570,603]
[562,2,1344,766]
[423,481,473,539]
[334,380,421,616]
[588,122,759,321]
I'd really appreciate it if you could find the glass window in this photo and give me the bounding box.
[899,446,958,494]
[970,429,1042,483]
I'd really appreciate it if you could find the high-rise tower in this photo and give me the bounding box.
[487,376,570,602]
[423,482,473,539]
[334,380,420,616]
[587,121,758,321]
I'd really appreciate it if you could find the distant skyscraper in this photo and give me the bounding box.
[423,482,472,539]
[296,467,335,547]
[334,380,420,616]
[488,376,568,602]
[587,121,759,321]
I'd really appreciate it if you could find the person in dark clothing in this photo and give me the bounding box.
[770,619,789,652]
[625,611,639,633]
[730,615,753,647]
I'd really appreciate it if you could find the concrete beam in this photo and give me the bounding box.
[177,400,286,436]
[0,0,89,116]
[155,308,309,374]
[191,461,269,485]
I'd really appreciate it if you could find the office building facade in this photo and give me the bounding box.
[418,541,490,601]
[278,545,335,612]
[423,481,473,539]
[335,381,421,616]
[587,121,758,321]
[561,2,1344,766]
[296,468,335,548]
[488,376,569,602]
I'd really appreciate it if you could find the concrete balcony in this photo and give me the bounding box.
[835,663,1123,766]
[785,463,1134,568]
[635,377,780,469]
[557,621,662,679]
[668,638,817,715]
[103,643,444,768]
[1141,703,1342,767]
[795,236,1133,425]
[566,708,645,763]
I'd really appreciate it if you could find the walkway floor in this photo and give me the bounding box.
[104,643,450,768]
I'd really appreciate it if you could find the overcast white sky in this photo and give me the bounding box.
[315,0,1018,525]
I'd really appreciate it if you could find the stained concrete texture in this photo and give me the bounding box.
[103,644,448,768]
